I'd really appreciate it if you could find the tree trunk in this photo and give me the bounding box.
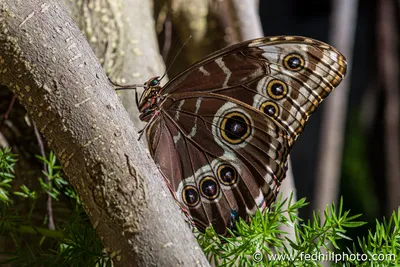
[0,0,209,266]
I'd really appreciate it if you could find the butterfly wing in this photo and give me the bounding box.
[146,36,347,233]
[161,36,347,142]
[147,93,290,234]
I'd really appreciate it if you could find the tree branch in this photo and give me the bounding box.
[65,0,167,129]
[228,0,264,41]
[0,1,209,266]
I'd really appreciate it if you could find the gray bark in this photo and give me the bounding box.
[65,0,166,129]
[0,0,209,266]
[229,0,264,41]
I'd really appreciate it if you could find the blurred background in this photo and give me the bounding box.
[258,0,395,244]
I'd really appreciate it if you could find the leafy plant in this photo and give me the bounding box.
[0,149,109,266]
[0,148,398,266]
[0,148,17,203]
[197,195,399,266]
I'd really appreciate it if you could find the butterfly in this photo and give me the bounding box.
[114,36,347,235]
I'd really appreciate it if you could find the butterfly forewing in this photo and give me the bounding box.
[162,36,346,142]
[144,36,347,234]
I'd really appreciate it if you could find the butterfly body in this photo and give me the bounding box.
[136,36,347,235]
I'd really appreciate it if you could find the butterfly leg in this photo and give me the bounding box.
[108,78,145,110]
[137,110,160,140]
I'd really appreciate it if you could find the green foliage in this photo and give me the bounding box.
[0,149,110,266]
[197,195,399,267]
[0,148,398,266]
[36,152,71,201]
[342,113,378,219]
[345,209,400,266]
[0,148,17,203]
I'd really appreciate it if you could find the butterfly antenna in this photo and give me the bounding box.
[159,35,192,81]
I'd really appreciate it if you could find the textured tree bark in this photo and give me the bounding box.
[0,0,209,266]
[65,0,166,129]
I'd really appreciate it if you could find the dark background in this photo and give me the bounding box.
[260,0,390,243]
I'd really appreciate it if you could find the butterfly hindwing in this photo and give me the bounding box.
[147,94,290,234]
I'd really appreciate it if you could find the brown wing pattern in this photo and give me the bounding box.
[148,94,290,234]
[146,36,347,234]
[162,36,347,142]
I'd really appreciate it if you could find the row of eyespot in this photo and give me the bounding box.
[182,164,238,206]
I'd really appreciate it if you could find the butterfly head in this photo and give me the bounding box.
[138,76,163,122]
